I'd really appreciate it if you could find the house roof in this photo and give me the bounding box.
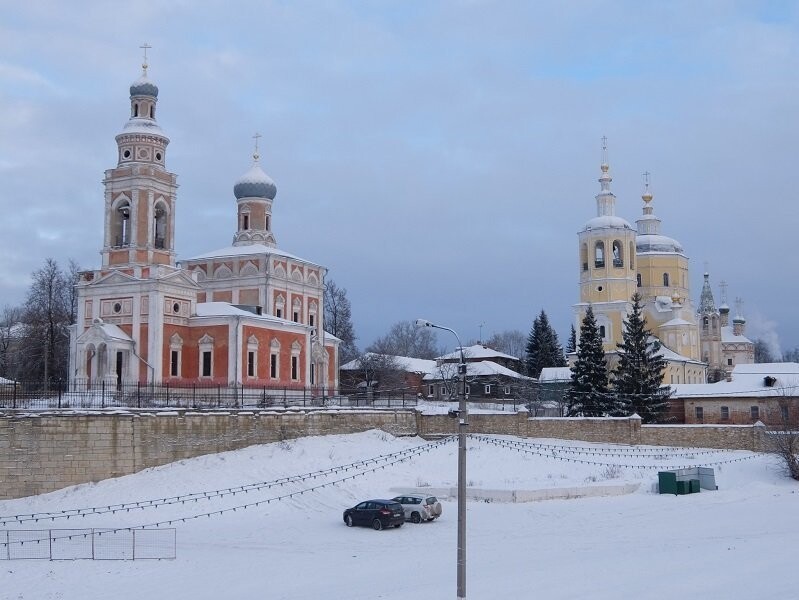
[423,360,530,381]
[721,326,752,344]
[671,362,799,398]
[340,353,437,374]
[436,344,520,362]
[539,367,572,382]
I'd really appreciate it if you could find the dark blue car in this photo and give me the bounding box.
[343,499,405,530]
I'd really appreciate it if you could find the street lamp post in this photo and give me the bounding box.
[416,318,468,599]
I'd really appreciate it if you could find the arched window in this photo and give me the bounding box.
[599,325,606,338]
[594,241,605,268]
[580,243,588,271]
[612,240,623,267]
[133,103,139,117]
[663,272,670,287]
[113,200,131,246]
[149,105,154,118]
[629,241,635,269]
[154,203,168,249]
[703,316,709,330]
[242,214,249,230]
[636,273,642,288]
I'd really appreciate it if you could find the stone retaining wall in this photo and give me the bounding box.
[0,410,767,500]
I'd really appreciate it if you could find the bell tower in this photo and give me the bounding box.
[575,139,637,351]
[102,45,178,268]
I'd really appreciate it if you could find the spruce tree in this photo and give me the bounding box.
[612,292,671,423]
[525,310,566,378]
[567,305,611,416]
[566,324,577,354]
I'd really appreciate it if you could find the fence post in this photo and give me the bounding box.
[13,380,16,409]
[132,529,136,561]
[137,382,141,409]
[58,380,62,409]
[283,387,287,408]
[303,387,306,407]
[166,383,170,408]
[217,385,221,408]
[102,380,106,409]
[193,384,196,407]
[92,528,95,560]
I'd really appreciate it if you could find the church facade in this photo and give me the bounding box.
[67,62,339,394]
[574,146,752,384]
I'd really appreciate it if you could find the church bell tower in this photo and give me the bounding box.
[101,45,178,268]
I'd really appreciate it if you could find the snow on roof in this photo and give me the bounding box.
[98,322,133,342]
[582,215,633,231]
[436,344,520,362]
[340,353,437,374]
[183,243,312,264]
[194,302,290,325]
[423,360,529,381]
[539,367,572,382]
[652,338,705,365]
[0,376,15,385]
[660,318,693,328]
[721,326,752,344]
[732,362,799,375]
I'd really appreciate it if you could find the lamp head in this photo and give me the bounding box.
[415,318,433,328]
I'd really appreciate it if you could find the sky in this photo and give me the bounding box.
[1,1,798,355]
[2,430,796,598]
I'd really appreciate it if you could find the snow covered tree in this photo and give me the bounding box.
[484,329,526,362]
[566,324,577,354]
[567,305,611,416]
[612,293,671,423]
[524,310,566,378]
[324,279,358,363]
[367,320,441,359]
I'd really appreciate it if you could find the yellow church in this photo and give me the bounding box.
[574,143,710,384]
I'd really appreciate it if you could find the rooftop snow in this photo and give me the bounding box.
[721,326,752,344]
[436,344,520,362]
[183,243,313,264]
[539,367,572,382]
[340,353,437,374]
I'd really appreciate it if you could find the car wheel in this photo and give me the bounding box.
[395,522,403,528]
[372,519,383,531]
[411,512,422,524]
[345,515,354,527]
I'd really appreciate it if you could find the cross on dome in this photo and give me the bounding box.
[140,43,152,75]
[253,132,262,161]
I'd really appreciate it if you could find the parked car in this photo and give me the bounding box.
[391,494,443,523]
[343,499,405,530]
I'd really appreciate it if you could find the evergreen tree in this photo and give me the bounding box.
[612,292,671,423]
[567,305,611,416]
[525,310,566,378]
[566,324,577,354]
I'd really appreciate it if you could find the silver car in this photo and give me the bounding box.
[392,494,442,523]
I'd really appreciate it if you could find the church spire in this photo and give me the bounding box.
[636,171,662,235]
[595,136,616,217]
[698,272,718,315]
[232,134,277,247]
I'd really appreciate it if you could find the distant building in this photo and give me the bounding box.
[671,363,799,425]
[68,59,338,392]
[339,354,436,397]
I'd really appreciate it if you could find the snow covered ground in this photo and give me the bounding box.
[1,430,797,599]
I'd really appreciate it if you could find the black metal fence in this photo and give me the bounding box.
[0,380,421,410]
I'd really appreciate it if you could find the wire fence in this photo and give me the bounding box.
[0,528,176,560]
[0,380,422,410]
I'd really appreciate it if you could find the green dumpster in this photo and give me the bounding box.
[658,471,678,494]
[676,480,690,495]
[689,479,700,494]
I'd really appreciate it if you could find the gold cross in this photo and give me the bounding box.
[140,43,152,74]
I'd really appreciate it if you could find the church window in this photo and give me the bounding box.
[155,152,162,161]
[310,363,315,385]
[599,325,606,338]
[309,314,315,327]
[243,214,249,230]
[580,243,588,271]
[612,240,623,267]
[114,201,131,247]
[727,358,733,366]
[291,356,299,380]
[247,351,256,377]
[636,273,642,288]
[170,350,180,377]
[663,273,669,287]
[123,149,131,159]
[629,242,634,269]
[149,105,154,118]
[202,351,212,377]
[113,302,122,314]
[266,215,270,231]
[133,103,139,117]
[154,203,168,249]
[270,353,278,378]
[594,241,605,268]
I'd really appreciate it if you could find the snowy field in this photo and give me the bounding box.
[1,430,797,599]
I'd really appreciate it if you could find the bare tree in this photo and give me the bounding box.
[0,305,22,379]
[323,279,358,363]
[766,385,799,481]
[19,258,80,382]
[367,320,442,359]
[484,329,526,360]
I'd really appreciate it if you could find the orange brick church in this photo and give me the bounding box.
[68,58,339,393]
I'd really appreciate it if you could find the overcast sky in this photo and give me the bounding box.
[1,1,798,355]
